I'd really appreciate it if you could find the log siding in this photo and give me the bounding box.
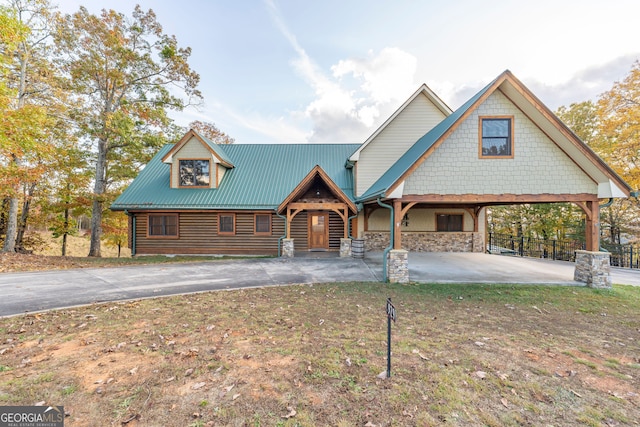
[133,211,285,255]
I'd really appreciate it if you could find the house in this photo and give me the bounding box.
[111,70,632,281]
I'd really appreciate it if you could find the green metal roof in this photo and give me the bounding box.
[112,143,360,211]
[198,133,234,167]
[357,76,497,202]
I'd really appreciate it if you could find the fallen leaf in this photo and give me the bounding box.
[232,393,241,400]
[345,357,351,367]
[282,407,296,419]
[501,398,509,408]
[129,367,138,375]
[184,368,194,377]
[191,382,206,390]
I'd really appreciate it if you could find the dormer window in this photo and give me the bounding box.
[179,159,210,187]
[479,116,513,158]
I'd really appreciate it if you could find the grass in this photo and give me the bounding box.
[0,281,639,426]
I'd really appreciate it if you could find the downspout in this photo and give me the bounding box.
[276,211,287,257]
[600,198,614,208]
[377,197,394,282]
[347,203,362,239]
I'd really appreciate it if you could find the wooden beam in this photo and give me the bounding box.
[288,202,348,211]
[393,199,402,250]
[585,201,600,251]
[343,207,348,238]
[400,202,417,218]
[572,201,592,221]
[400,193,599,203]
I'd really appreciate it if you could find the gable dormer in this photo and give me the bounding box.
[161,129,234,189]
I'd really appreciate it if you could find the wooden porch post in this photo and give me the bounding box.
[393,199,402,250]
[586,201,600,251]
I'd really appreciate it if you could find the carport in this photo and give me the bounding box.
[353,72,632,284]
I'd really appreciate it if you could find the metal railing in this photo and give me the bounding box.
[488,232,584,262]
[488,232,640,268]
[600,242,640,268]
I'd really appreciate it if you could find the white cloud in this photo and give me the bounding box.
[266,1,418,142]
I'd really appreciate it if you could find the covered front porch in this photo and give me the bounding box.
[278,165,357,256]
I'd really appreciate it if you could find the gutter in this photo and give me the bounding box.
[377,197,394,282]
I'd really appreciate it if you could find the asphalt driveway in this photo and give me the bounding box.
[1,252,639,317]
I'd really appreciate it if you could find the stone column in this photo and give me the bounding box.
[574,250,611,289]
[282,239,294,258]
[340,238,352,257]
[388,249,409,283]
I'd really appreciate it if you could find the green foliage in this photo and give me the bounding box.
[53,4,202,256]
[188,120,235,144]
[489,203,584,241]
[496,61,640,243]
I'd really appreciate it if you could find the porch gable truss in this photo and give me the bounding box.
[277,165,357,239]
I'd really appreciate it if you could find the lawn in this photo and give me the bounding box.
[1,280,639,426]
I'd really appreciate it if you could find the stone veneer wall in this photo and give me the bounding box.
[388,250,409,283]
[364,231,484,253]
[574,250,612,289]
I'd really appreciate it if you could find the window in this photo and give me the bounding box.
[480,117,513,158]
[179,159,210,186]
[148,214,178,237]
[255,214,271,235]
[436,214,463,232]
[218,213,235,235]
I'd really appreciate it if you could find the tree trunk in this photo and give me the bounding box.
[2,196,19,252]
[15,183,36,251]
[61,207,69,256]
[88,138,108,257]
[4,48,29,253]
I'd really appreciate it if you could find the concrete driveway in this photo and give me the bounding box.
[365,251,640,286]
[1,252,639,317]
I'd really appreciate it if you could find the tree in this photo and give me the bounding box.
[0,0,58,253]
[188,120,235,144]
[598,60,640,191]
[54,6,201,257]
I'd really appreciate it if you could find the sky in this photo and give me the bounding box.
[54,0,640,144]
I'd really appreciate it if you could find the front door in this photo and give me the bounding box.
[308,212,329,250]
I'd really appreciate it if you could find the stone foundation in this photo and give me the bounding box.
[364,232,484,252]
[574,250,611,288]
[388,249,409,283]
[282,239,294,258]
[340,238,352,257]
